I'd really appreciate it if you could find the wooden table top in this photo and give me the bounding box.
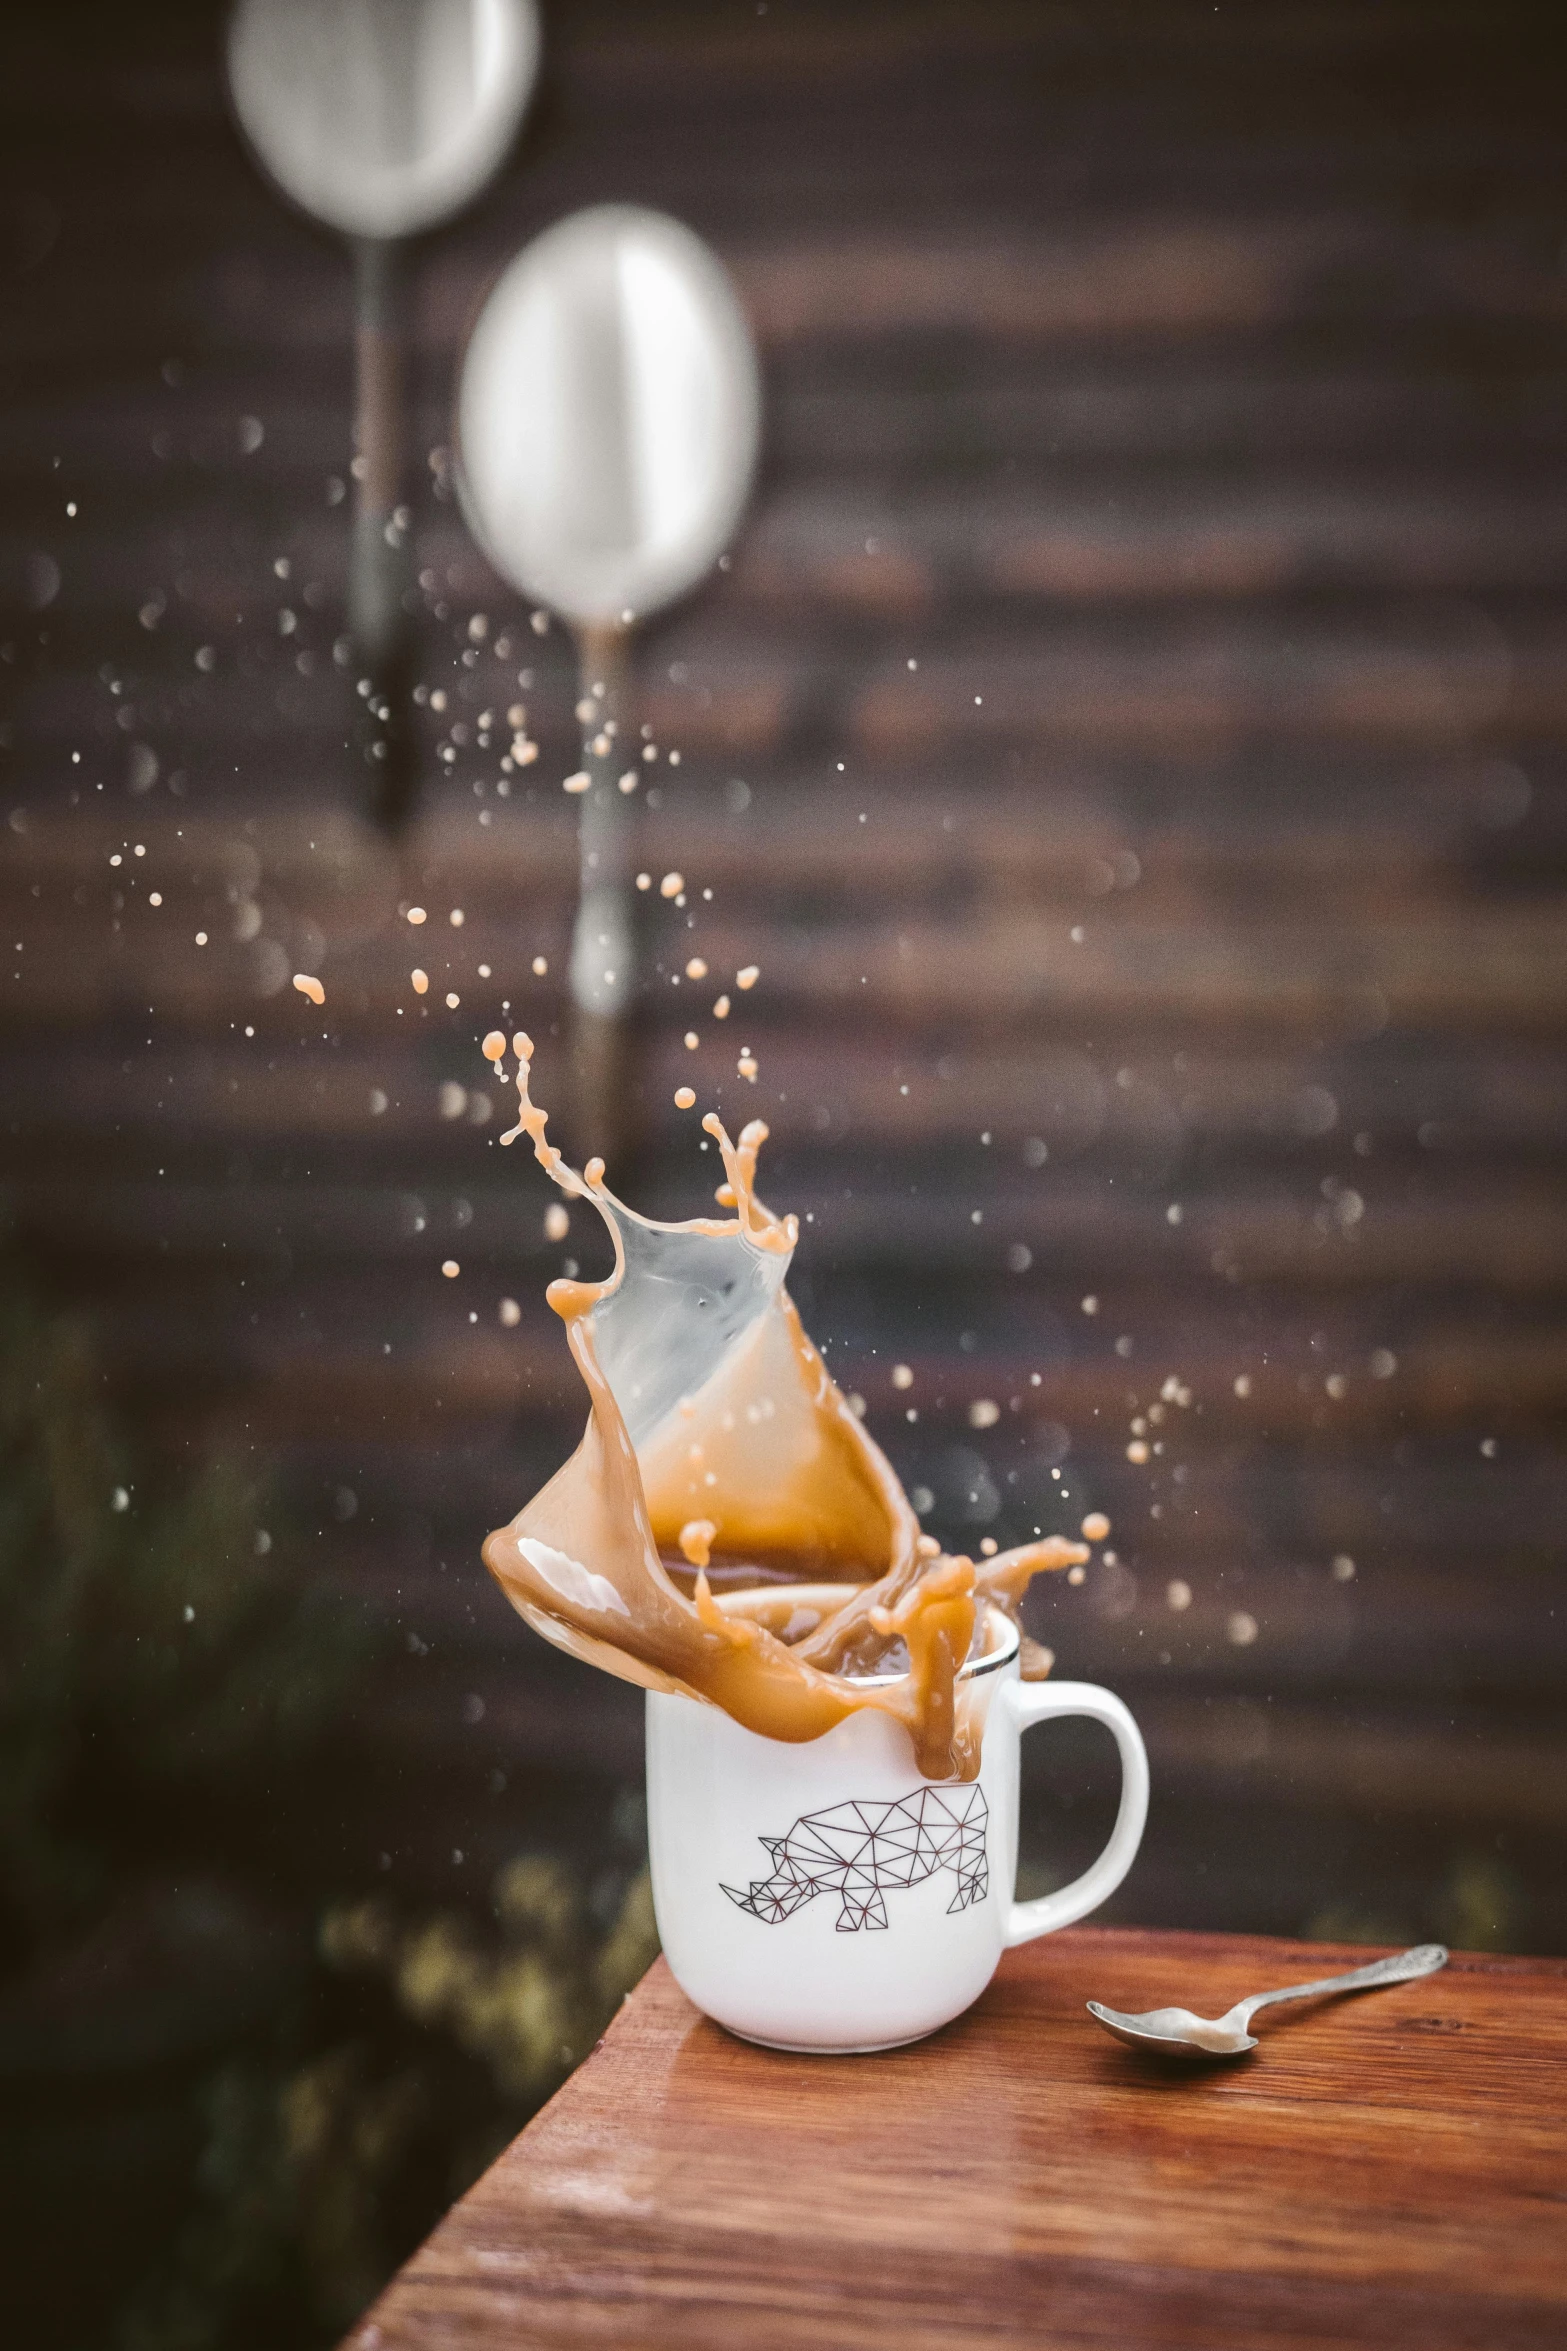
[349,1927,1567,2351]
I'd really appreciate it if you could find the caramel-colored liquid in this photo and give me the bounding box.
[480,1037,1086,1780]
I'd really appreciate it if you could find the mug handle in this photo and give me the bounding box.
[1001,1679,1149,1947]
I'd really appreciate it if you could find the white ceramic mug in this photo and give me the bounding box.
[646,1598,1149,2052]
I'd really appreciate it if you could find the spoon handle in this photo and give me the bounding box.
[1237,1942,1447,2026]
[566,624,634,1160]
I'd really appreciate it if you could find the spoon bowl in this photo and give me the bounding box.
[456,203,760,629]
[1088,1942,1448,2062]
[227,0,541,242]
[1087,2001,1261,2058]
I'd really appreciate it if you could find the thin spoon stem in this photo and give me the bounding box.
[350,236,417,829]
[567,623,635,1165]
[1234,1943,1448,2027]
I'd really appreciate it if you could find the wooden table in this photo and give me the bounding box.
[349,1928,1567,2350]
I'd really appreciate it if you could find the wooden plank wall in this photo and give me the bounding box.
[2,0,1564,1949]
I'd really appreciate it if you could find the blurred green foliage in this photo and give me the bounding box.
[0,1262,660,2349]
[321,1851,658,2100]
[117,1854,659,2349]
[0,1264,363,1966]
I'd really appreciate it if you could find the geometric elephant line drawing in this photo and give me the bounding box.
[720,1784,990,1931]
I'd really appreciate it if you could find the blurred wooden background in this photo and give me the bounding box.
[3,0,1565,1953]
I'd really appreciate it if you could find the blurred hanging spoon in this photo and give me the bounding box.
[227,0,542,825]
[456,204,760,1163]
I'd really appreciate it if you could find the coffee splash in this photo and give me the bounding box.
[480,1035,1086,1780]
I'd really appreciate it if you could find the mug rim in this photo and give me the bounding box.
[714,1583,1019,1687]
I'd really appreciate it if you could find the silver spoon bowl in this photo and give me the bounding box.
[1088,1941,1448,2060]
